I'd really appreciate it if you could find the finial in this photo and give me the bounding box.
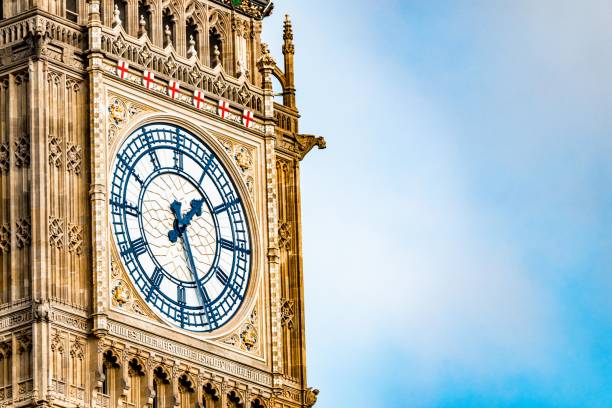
[283,14,293,41]
[138,15,147,37]
[283,14,295,55]
[213,45,221,67]
[164,25,172,47]
[187,35,197,59]
[112,4,122,28]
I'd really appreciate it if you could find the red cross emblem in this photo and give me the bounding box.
[167,80,180,99]
[142,70,155,89]
[193,89,206,109]
[242,110,255,128]
[116,60,129,79]
[218,100,230,119]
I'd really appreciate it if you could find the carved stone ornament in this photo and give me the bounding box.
[280,299,295,330]
[33,299,50,322]
[0,223,9,253]
[256,43,276,70]
[68,223,83,255]
[14,134,30,168]
[112,34,127,56]
[305,388,320,408]
[66,143,82,175]
[108,96,150,145]
[278,222,291,250]
[49,216,64,249]
[109,253,151,318]
[16,218,31,249]
[50,332,64,353]
[0,143,9,173]
[16,332,32,354]
[234,146,253,172]
[213,75,227,95]
[237,85,250,105]
[221,308,260,353]
[70,338,85,360]
[216,136,256,199]
[109,98,127,126]
[0,341,11,358]
[164,55,178,77]
[112,280,131,306]
[48,135,62,168]
[138,44,153,67]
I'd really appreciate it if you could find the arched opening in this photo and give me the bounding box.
[138,0,152,37]
[113,0,127,27]
[251,398,265,408]
[65,0,78,22]
[227,390,244,408]
[209,27,222,68]
[203,382,220,408]
[152,366,170,408]
[162,8,175,47]
[178,373,196,406]
[271,75,283,104]
[186,18,199,58]
[101,350,121,407]
[128,358,146,407]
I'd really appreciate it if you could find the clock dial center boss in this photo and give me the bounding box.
[110,123,252,332]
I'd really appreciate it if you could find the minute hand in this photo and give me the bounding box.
[181,229,208,305]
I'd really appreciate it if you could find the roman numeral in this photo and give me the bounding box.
[132,238,147,256]
[198,155,216,185]
[173,148,183,170]
[219,238,234,251]
[213,199,241,214]
[150,267,164,288]
[149,150,160,170]
[122,237,147,257]
[110,200,140,217]
[216,268,229,286]
[177,286,186,305]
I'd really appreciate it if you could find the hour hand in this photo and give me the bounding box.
[170,200,183,221]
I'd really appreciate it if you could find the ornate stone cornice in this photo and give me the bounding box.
[210,0,273,20]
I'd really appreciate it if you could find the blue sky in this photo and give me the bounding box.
[262,1,612,407]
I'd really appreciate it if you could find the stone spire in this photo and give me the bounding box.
[282,14,296,108]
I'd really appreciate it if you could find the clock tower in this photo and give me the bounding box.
[0,0,324,406]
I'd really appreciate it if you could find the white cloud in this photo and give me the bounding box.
[261,1,612,406]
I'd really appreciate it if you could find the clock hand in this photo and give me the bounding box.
[168,199,204,243]
[181,228,211,313]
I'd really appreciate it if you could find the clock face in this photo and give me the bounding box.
[110,123,251,332]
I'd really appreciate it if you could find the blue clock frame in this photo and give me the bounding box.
[110,123,251,332]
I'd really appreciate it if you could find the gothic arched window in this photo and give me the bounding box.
[209,27,222,67]
[178,373,196,406]
[203,382,220,408]
[152,366,171,408]
[101,350,120,407]
[128,358,146,406]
